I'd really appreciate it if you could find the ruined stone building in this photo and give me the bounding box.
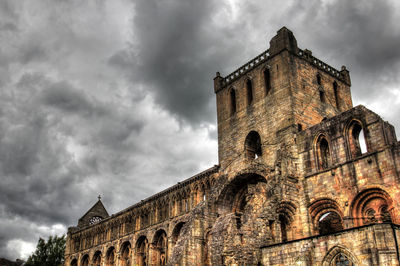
[65,27,400,265]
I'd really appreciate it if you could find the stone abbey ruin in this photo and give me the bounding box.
[65,27,400,265]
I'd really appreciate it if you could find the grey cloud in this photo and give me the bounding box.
[41,81,94,115]
[123,0,248,125]
[281,0,400,102]
[0,22,17,32]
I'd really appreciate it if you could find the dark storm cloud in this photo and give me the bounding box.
[278,0,400,128]
[281,1,400,87]
[121,0,253,124]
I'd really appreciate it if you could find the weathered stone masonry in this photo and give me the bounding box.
[66,27,400,265]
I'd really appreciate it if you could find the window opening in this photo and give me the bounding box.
[349,122,367,157]
[317,136,330,169]
[334,253,351,266]
[246,79,253,105]
[230,89,236,115]
[264,69,271,95]
[319,90,325,103]
[318,212,343,235]
[245,131,262,159]
[333,82,339,108]
[279,214,289,242]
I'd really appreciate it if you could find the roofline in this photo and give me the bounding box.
[70,165,219,233]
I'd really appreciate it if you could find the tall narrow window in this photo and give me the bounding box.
[317,135,330,169]
[245,131,262,159]
[348,121,367,157]
[333,82,339,108]
[246,79,253,105]
[264,69,271,95]
[319,89,325,103]
[230,89,236,115]
[279,214,288,242]
[317,73,322,85]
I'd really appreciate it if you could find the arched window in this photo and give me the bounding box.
[279,214,289,242]
[230,89,236,115]
[318,212,344,235]
[322,246,357,266]
[246,79,253,105]
[152,230,168,266]
[93,251,102,266]
[351,188,395,226]
[347,121,367,157]
[309,199,343,235]
[245,131,262,159]
[264,68,271,95]
[70,259,78,266]
[81,254,89,266]
[121,242,131,266]
[136,236,148,266]
[172,222,185,246]
[333,82,339,108]
[106,247,115,266]
[277,201,296,242]
[316,135,330,170]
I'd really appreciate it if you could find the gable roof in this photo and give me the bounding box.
[77,198,109,228]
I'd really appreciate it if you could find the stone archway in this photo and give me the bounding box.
[121,241,131,266]
[92,251,102,266]
[210,173,274,265]
[136,236,149,266]
[351,188,395,226]
[322,245,358,266]
[152,229,168,265]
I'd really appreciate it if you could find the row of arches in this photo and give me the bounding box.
[315,119,367,170]
[219,173,396,245]
[229,68,272,115]
[70,222,185,266]
[309,188,394,236]
[71,176,215,253]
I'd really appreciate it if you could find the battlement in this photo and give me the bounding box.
[219,49,270,89]
[298,49,351,85]
[215,27,351,92]
[217,48,350,91]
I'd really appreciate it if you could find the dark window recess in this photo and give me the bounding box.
[264,69,271,95]
[245,131,262,159]
[333,82,339,108]
[317,136,330,169]
[246,79,253,105]
[230,89,236,115]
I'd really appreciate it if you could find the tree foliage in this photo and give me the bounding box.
[25,235,66,266]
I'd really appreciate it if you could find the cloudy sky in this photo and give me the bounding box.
[1,0,400,260]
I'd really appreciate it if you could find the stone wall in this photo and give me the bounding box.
[261,223,400,266]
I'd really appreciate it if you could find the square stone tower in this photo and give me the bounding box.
[214,27,352,170]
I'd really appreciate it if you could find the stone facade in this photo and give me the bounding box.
[65,27,400,265]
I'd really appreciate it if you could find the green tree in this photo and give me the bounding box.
[25,235,66,266]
